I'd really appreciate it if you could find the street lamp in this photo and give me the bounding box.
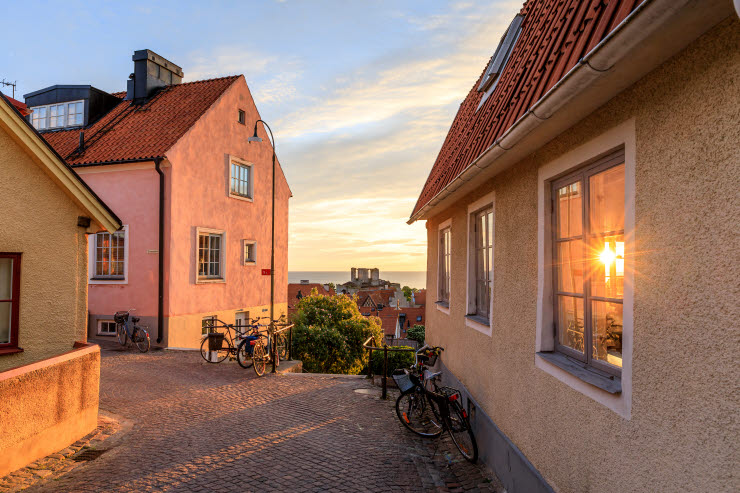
[248,119,278,373]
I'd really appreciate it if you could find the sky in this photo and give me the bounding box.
[0,0,520,271]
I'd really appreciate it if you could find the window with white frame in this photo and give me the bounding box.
[94,230,125,279]
[468,206,493,322]
[551,150,625,375]
[29,100,84,130]
[202,315,216,335]
[98,320,116,335]
[230,160,253,199]
[438,227,451,305]
[198,230,224,280]
[243,240,256,264]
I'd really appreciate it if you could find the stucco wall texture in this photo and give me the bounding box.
[424,18,739,493]
[0,125,89,372]
[0,346,100,477]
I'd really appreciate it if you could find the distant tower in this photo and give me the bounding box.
[351,267,357,282]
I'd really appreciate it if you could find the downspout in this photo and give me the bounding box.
[155,158,165,344]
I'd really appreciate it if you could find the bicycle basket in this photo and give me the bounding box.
[391,370,415,394]
[208,333,225,351]
[420,351,438,366]
[114,311,129,324]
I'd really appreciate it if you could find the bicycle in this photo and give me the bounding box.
[200,317,252,364]
[114,310,150,353]
[235,316,272,370]
[393,344,478,463]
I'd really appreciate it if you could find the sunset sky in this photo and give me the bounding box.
[1,0,520,271]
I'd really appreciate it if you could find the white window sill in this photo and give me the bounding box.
[229,193,254,203]
[90,278,127,285]
[196,278,226,285]
[244,261,256,266]
[435,302,450,315]
[465,315,492,336]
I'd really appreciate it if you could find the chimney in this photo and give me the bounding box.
[125,50,183,102]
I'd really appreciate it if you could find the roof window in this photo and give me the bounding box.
[477,14,524,110]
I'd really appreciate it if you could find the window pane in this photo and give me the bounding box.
[589,164,624,234]
[557,295,584,353]
[0,301,10,344]
[557,181,582,238]
[0,258,12,300]
[556,240,583,293]
[590,234,624,299]
[592,301,623,368]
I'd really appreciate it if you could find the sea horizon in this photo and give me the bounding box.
[289,271,426,290]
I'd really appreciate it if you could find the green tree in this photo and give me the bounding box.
[402,285,413,302]
[370,346,415,376]
[407,325,425,345]
[327,282,336,292]
[292,288,383,374]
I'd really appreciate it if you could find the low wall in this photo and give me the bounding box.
[0,343,100,477]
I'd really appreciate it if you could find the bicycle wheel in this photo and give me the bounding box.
[447,401,478,463]
[252,340,267,376]
[236,340,254,368]
[133,328,150,353]
[116,323,128,346]
[200,335,229,363]
[395,388,444,438]
[277,333,288,360]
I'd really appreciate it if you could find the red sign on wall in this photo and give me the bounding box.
[262,269,271,276]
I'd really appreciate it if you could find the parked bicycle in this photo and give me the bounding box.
[114,309,150,353]
[392,344,478,462]
[238,318,280,377]
[200,317,252,364]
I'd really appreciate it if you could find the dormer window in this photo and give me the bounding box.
[477,14,524,110]
[29,100,84,130]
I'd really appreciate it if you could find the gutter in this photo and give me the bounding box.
[155,158,165,344]
[408,0,731,224]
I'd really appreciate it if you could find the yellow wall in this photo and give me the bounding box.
[424,18,739,493]
[0,124,90,372]
[166,302,288,349]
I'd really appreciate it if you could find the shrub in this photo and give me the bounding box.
[407,324,425,345]
[292,289,383,374]
[370,346,416,377]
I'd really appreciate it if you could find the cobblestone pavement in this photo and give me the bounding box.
[26,343,502,492]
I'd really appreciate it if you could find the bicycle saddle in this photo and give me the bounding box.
[424,369,442,380]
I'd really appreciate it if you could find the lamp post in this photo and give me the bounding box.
[248,119,278,373]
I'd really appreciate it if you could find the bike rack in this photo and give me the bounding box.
[362,336,416,400]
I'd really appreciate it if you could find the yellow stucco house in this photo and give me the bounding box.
[0,93,121,476]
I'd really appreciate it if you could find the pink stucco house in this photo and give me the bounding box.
[24,50,291,349]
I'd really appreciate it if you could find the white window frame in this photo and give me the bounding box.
[195,227,226,284]
[536,119,635,419]
[465,192,494,336]
[29,99,84,130]
[88,225,129,285]
[229,156,254,202]
[97,320,117,336]
[436,218,452,315]
[243,240,256,265]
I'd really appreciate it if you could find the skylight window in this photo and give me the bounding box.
[477,14,524,109]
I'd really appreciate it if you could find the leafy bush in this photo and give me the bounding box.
[407,324,425,345]
[370,346,415,377]
[292,289,383,374]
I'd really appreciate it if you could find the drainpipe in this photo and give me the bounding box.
[155,158,165,344]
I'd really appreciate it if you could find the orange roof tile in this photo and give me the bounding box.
[412,0,644,216]
[41,76,239,166]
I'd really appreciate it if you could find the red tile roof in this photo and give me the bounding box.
[41,76,239,166]
[287,283,336,321]
[412,0,644,216]
[360,306,425,337]
[4,95,30,116]
[357,289,396,308]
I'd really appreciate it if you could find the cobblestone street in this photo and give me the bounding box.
[22,342,501,492]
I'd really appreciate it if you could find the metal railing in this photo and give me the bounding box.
[362,336,416,400]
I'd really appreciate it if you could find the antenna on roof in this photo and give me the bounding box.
[0,79,17,98]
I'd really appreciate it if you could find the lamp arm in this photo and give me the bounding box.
[255,119,275,154]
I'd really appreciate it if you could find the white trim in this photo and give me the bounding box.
[29,99,84,130]
[535,119,635,419]
[88,225,129,285]
[243,239,257,265]
[436,218,452,308]
[228,155,254,202]
[195,227,226,284]
[435,303,450,315]
[465,192,495,336]
[96,319,117,336]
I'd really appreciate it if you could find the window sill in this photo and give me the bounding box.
[536,351,621,394]
[90,278,127,285]
[196,278,226,285]
[0,346,24,356]
[435,301,450,315]
[244,261,256,266]
[464,315,491,336]
[229,193,254,203]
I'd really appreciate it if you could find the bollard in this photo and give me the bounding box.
[382,345,388,400]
